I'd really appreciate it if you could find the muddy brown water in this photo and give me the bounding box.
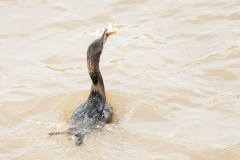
[1,0,240,159]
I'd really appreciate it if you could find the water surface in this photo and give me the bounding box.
[1,0,240,159]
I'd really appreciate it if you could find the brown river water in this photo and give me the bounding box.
[1,0,240,159]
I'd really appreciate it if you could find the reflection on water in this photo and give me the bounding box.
[1,0,240,159]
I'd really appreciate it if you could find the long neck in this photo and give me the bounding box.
[87,57,106,102]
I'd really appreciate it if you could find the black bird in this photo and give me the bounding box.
[49,29,113,146]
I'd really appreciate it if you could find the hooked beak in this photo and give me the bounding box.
[101,29,109,44]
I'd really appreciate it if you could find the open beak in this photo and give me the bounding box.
[101,29,109,44]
